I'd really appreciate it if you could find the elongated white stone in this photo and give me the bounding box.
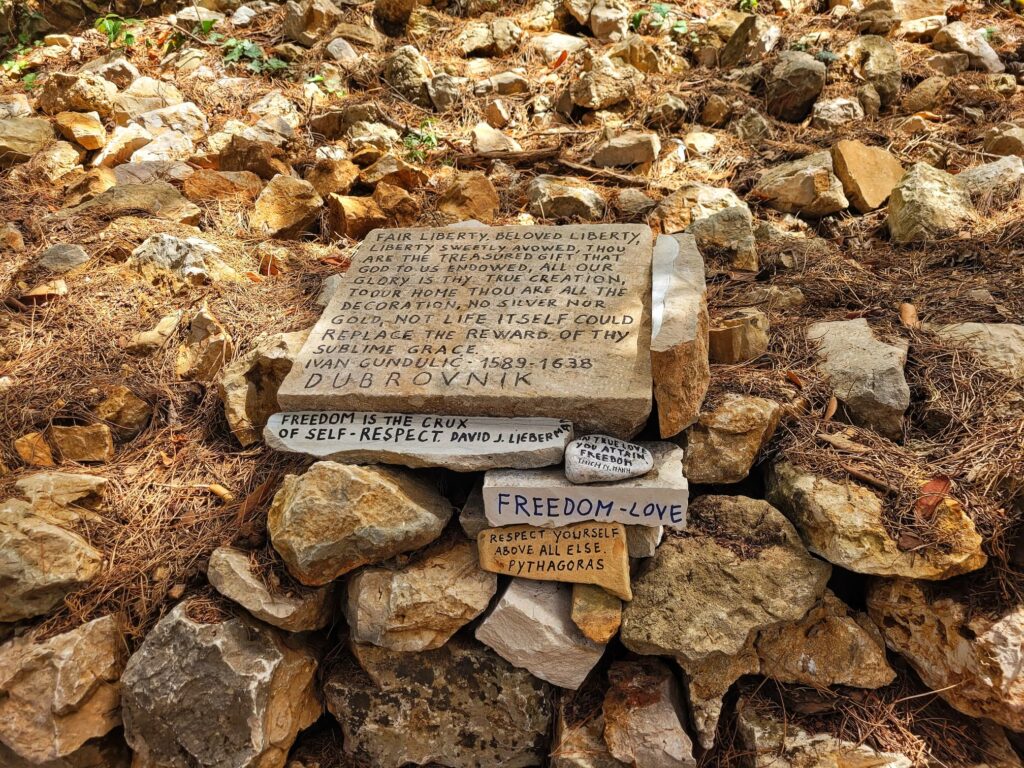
[564,434,653,483]
[484,443,687,528]
[265,411,572,471]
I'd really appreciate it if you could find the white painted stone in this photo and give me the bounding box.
[484,442,687,528]
[265,410,572,471]
[564,434,653,484]
[474,578,604,690]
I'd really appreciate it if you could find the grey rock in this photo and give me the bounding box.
[887,163,976,243]
[527,175,605,221]
[646,93,687,129]
[589,0,630,42]
[121,602,320,768]
[807,318,909,439]
[957,156,1024,205]
[383,45,433,108]
[325,637,552,768]
[719,15,780,68]
[810,97,865,130]
[571,53,643,109]
[38,244,89,273]
[845,35,902,107]
[129,234,227,287]
[530,32,589,64]
[48,182,201,226]
[934,322,1024,378]
[933,21,1004,73]
[316,274,344,307]
[765,51,825,122]
[565,434,654,483]
[428,73,461,112]
[926,51,970,75]
[733,108,771,141]
[686,204,757,271]
[982,122,1024,158]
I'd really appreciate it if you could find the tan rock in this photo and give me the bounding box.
[359,154,428,190]
[251,175,323,239]
[14,432,55,467]
[111,77,184,125]
[0,617,122,763]
[94,385,151,440]
[303,157,359,197]
[767,461,986,579]
[54,111,105,150]
[126,311,182,355]
[219,135,291,180]
[219,329,308,447]
[373,181,420,226]
[684,643,759,749]
[0,118,55,168]
[345,538,496,651]
[650,234,710,438]
[207,547,333,632]
[471,121,523,155]
[684,394,780,484]
[551,707,627,768]
[868,578,1024,731]
[91,124,152,168]
[437,171,500,223]
[326,194,387,240]
[175,306,234,381]
[832,139,906,213]
[570,583,621,644]
[182,169,263,202]
[708,308,769,363]
[284,0,343,46]
[63,167,117,208]
[14,471,107,525]
[38,73,117,118]
[50,182,201,226]
[268,461,452,585]
[48,425,115,463]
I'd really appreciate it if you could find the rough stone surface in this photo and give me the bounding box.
[767,461,987,578]
[845,35,902,107]
[207,547,333,632]
[708,308,769,364]
[383,46,433,108]
[653,183,743,234]
[268,461,452,585]
[868,579,1024,731]
[650,234,710,437]
[0,616,122,763]
[765,51,825,122]
[958,156,1024,205]
[475,579,605,690]
[571,583,621,644]
[933,21,1004,73]
[13,472,107,524]
[54,111,105,150]
[751,151,849,217]
[551,707,626,768]
[437,171,500,223]
[571,54,643,110]
[345,538,496,651]
[284,0,343,46]
[48,425,115,463]
[38,73,117,118]
[129,234,231,288]
[251,176,323,239]
[831,139,906,213]
[934,322,1024,378]
[810,98,864,130]
[526,176,605,220]
[0,118,55,168]
[888,162,977,243]
[49,182,201,226]
[121,602,320,768]
[806,318,909,439]
[94,385,151,439]
[324,638,552,768]
[603,659,697,768]
[39,244,90,273]
[684,394,781,484]
[591,132,661,168]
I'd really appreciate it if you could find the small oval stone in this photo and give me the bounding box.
[564,434,654,484]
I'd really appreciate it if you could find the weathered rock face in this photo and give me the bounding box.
[933,21,1004,73]
[268,461,452,585]
[983,122,1024,159]
[49,425,115,463]
[603,660,697,768]
[219,329,308,447]
[437,171,500,223]
[934,323,1024,379]
[683,394,780,484]
[650,234,710,438]
[207,547,333,632]
[764,51,825,122]
[527,175,605,221]
[755,591,895,688]
[324,638,552,768]
[0,498,103,622]
[767,461,986,579]
[129,234,232,288]
[708,308,769,364]
[868,579,1024,731]
[345,538,496,651]
[14,471,107,524]
[121,602,320,768]
[887,163,977,243]
[551,707,626,768]
[49,182,201,226]
[0,616,122,763]
[806,318,909,440]
[284,0,343,46]
[591,132,660,168]
[571,583,622,644]
[0,118,54,167]
[175,306,234,381]
[653,183,743,234]
[958,156,1024,205]
[571,54,643,110]
[831,140,905,213]
[476,579,605,690]
[621,495,830,662]
[750,152,848,217]
[250,176,323,239]
[845,36,902,108]
[685,204,757,271]
[38,73,118,118]
[383,46,434,108]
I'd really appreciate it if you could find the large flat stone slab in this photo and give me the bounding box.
[483,443,687,528]
[265,410,572,471]
[277,225,654,438]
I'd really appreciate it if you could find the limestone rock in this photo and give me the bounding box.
[811,97,865,130]
[684,645,759,749]
[888,163,977,243]
[476,579,605,689]
[571,54,643,110]
[126,311,182,355]
[121,602,320,768]
[686,204,757,271]
[373,182,419,226]
[903,75,950,113]
[868,579,1024,730]
[708,308,769,363]
[983,122,1024,158]
[50,182,201,225]
[958,156,1024,205]
[94,385,151,440]
[437,171,500,223]
[111,77,184,125]
[38,73,117,118]
[650,234,710,437]
[268,461,452,585]
[49,425,115,463]
[39,244,90,273]
[383,46,433,108]
[303,157,359,198]
[219,135,291,180]
[129,234,231,288]
[0,118,55,168]
[845,35,902,107]
[767,460,986,578]
[130,131,194,163]
[591,132,660,168]
[527,175,605,221]
[590,0,630,42]
[933,322,1024,379]
[621,495,830,663]
[551,707,626,768]
[324,638,551,768]
[207,547,332,632]
[0,617,122,763]
[251,176,323,239]
[751,151,849,217]
[133,102,209,141]
[13,433,54,467]
[54,111,105,150]
[0,733,130,768]
[684,394,781,484]
[326,194,387,240]
[219,329,308,447]
[284,0,342,47]
[471,121,522,155]
[765,51,825,122]
[346,538,495,651]
[531,32,589,64]
[359,154,428,190]
[14,471,107,524]
[174,306,233,381]
[571,583,621,644]
[0,498,102,622]
[756,591,895,688]
[654,183,743,234]
[603,659,697,768]
[807,318,909,439]
[933,21,1004,73]
[719,15,780,68]
[832,140,906,213]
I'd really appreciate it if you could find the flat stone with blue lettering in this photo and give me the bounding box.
[265,410,573,471]
[483,443,687,528]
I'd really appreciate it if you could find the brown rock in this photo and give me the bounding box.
[303,156,359,197]
[902,75,950,113]
[63,167,117,208]
[14,432,55,467]
[219,135,291,180]
[0,617,122,763]
[373,182,420,226]
[437,171,500,223]
[49,182,201,226]
[54,111,105,150]
[93,385,151,440]
[48,425,115,463]
[374,0,416,36]
[571,583,622,644]
[831,139,906,213]
[684,394,781,484]
[359,154,428,190]
[251,175,323,239]
[708,308,769,363]
[326,194,387,240]
[285,0,344,46]
[175,306,234,381]
[183,169,263,202]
